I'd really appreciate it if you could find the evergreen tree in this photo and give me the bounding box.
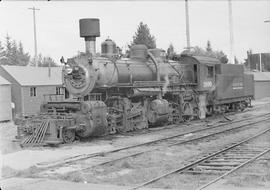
[17,41,30,66]
[132,22,156,49]
[0,41,5,61]
[10,40,18,64]
[0,35,30,66]
[40,56,58,67]
[206,40,212,52]
[3,34,13,65]
[30,54,58,67]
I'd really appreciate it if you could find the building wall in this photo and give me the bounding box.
[21,85,64,116]
[0,67,23,115]
[254,81,270,99]
[0,84,12,121]
[248,53,270,71]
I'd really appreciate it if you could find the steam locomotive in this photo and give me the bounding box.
[17,18,254,146]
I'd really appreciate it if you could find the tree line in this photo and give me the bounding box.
[0,34,57,67]
[131,22,231,64]
[0,23,232,66]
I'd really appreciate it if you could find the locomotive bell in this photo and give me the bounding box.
[79,18,100,55]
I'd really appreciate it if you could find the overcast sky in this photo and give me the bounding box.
[0,0,269,63]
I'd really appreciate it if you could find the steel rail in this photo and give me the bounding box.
[147,102,270,133]
[36,113,270,169]
[129,127,270,190]
[78,117,270,171]
[2,113,270,181]
[197,148,270,190]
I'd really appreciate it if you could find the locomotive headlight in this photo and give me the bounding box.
[64,65,73,74]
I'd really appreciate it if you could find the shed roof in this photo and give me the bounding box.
[0,65,63,86]
[192,56,221,65]
[249,72,270,81]
[0,75,10,85]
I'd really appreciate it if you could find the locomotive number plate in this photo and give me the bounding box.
[203,81,213,88]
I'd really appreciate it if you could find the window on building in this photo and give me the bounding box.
[207,66,214,78]
[30,87,36,97]
[56,87,62,95]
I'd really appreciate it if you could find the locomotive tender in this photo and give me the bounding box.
[17,18,254,146]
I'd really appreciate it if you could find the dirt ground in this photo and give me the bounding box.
[37,120,269,189]
[1,97,270,189]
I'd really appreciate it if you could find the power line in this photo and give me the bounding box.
[28,7,40,67]
[185,0,191,50]
[228,0,235,64]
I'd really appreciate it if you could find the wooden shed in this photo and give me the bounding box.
[251,72,270,99]
[0,75,12,121]
[0,66,65,116]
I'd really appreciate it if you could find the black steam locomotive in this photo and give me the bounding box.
[18,18,254,146]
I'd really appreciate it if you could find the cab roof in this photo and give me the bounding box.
[181,55,221,65]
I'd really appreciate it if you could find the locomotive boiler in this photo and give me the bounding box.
[17,18,254,146]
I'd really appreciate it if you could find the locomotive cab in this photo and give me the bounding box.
[180,55,220,92]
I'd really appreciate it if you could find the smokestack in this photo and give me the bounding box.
[79,18,100,55]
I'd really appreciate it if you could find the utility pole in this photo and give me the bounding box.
[228,0,235,64]
[185,0,191,50]
[28,7,40,67]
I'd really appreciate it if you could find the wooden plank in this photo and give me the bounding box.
[37,120,48,143]
[200,163,240,167]
[39,120,49,143]
[33,121,46,144]
[184,170,224,175]
[196,165,234,171]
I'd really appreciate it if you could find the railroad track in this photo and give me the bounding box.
[67,112,270,174]
[21,112,269,182]
[129,128,270,190]
[38,113,270,169]
[2,112,269,181]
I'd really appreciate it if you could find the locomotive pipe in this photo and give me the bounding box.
[148,50,162,99]
[147,50,160,82]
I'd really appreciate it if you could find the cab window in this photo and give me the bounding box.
[207,66,214,78]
